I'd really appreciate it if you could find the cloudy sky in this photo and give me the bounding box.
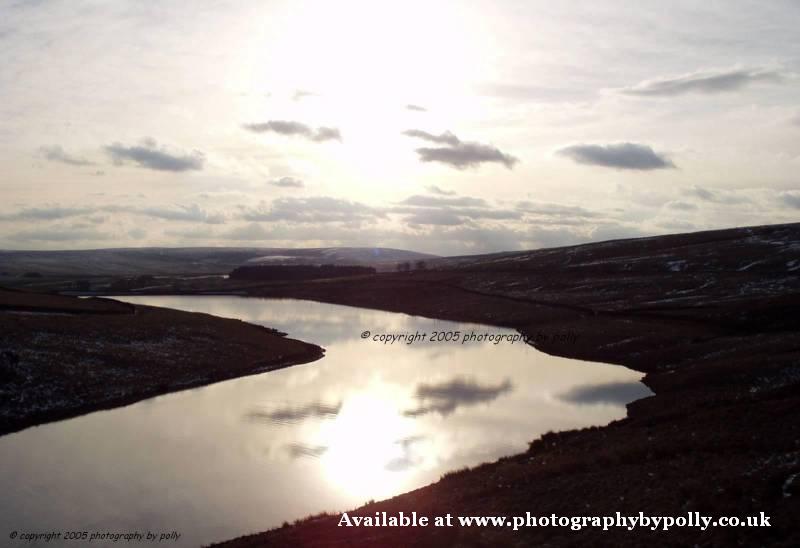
[1,0,799,255]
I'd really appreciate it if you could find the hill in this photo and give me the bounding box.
[0,246,437,278]
[214,222,800,548]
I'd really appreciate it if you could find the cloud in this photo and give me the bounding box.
[246,401,342,425]
[128,228,147,240]
[402,208,520,226]
[269,176,304,189]
[404,210,464,226]
[685,186,714,201]
[395,194,521,226]
[105,138,204,171]
[657,220,698,232]
[240,196,385,224]
[621,67,784,97]
[516,201,600,218]
[682,185,749,204]
[385,436,426,471]
[165,226,217,240]
[221,223,266,240]
[212,220,513,255]
[285,443,328,460]
[404,225,526,255]
[559,381,652,406]
[404,129,518,170]
[243,120,341,142]
[220,223,329,242]
[38,145,93,166]
[405,104,427,112]
[0,204,224,224]
[779,191,800,209]
[0,206,94,221]
[8,226,108,242]
[665,200,698,211]
[426,185,455,196]
[135,204,225,224]
[404,377,512,417]
[558,143,674,170]
[459,208,521,220]
[402,129,460,146]
[399,195,487,208]
[244,120,308,136]
[416,143,518,170]
[312,126,342,142]
[404,212,517,226]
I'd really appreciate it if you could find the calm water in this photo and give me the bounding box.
[0,297,651,547]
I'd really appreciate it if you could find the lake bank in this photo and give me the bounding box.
[0,289,323,436]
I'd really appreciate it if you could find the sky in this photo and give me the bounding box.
[1,0,799,255]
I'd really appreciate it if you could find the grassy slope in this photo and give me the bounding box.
[0,289,323,435]
[213,223,800,547]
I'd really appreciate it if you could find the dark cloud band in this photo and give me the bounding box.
[243,120,341,142]
[404,129,517,170]
[558,143,674,170]
[105,138,204,172]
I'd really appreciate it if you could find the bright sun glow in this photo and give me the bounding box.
[232,0,485,183]
[319,389,415,500]
[264,0,479,101]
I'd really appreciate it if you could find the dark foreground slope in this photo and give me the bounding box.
[0,289,323,435]
[215,223,800,547]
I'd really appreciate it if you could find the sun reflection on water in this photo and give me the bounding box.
[319,389,418,500]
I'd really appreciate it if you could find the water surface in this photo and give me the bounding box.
[0,297,651,546]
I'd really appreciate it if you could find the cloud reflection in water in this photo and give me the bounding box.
[558,381,652,406]
[404,378,513,417]
[245,401,342,425]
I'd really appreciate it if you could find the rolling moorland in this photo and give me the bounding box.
[2,222,799,546]
[0,289,323,435]
[213,222,800,547]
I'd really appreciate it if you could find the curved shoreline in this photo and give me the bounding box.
[0,291,324,437]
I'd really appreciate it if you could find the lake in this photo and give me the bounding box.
[0,296,651,546]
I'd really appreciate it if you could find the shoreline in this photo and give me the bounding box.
[0,344,324,438]
[0,290,324,437]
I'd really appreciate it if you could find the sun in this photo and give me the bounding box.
[228,0,490,193]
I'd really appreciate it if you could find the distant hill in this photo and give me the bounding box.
[431,222,800,276]
[0,247,437,277]
[230,264,376,281]
[423,222,800,316]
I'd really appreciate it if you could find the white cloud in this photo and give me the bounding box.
[620,67,786,97]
